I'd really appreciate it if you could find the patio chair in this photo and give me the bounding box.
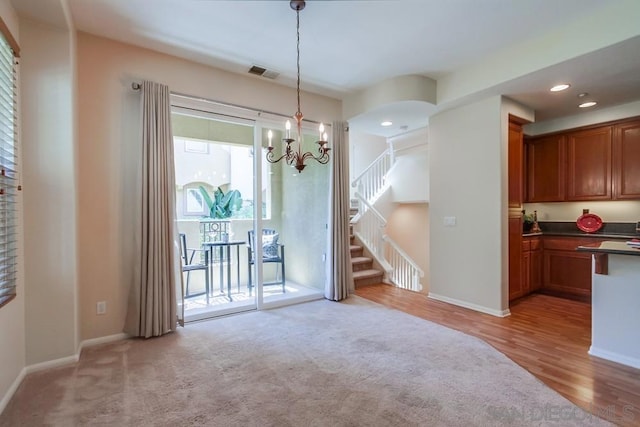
[179,233,210,301]
[247,228,285,295]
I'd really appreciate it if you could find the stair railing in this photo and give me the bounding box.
[350,146,424,292]
[351,149,392,215]
[353,192,392,273]
[382,235,424,292]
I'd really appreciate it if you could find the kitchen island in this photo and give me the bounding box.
[577,241,640,369]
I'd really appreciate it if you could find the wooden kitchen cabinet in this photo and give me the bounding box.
[512,236,542,302]
[541,237,604,301]
[508,119,524,208]
[566,126,612,201]
[525,134,565,202]
[524,115,640,202]
[508,116,528,302]
[529,238,542,292]
[508,216,524,301]
[613,119,640,199]
[521,250,530,296]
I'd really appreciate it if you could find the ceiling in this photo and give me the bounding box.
[12,0,640,137]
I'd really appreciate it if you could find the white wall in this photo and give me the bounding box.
[429,96,505,315]
[524,100,640,136]
[388,127,428,203]
[591,254,640,369]
[437,2,640,107]
[21,17,78,366]
[385,204,429,292]
[0,0,25,412]
[75,32,341,340]
[343,75,437,120]
[389,150,428,203]
[173,140,230,188]
[349,131,387,182]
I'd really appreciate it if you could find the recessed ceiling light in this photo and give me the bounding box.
[579,101,597,108]
[550,84,570,92]
[380,121,393,127]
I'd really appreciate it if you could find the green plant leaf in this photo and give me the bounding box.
[199,185,215,217]
[198,186,243,219]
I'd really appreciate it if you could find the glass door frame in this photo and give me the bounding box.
[253,122,265,310]
[172,97,261,321]
[255,119,330,310]
[172,93,329,320]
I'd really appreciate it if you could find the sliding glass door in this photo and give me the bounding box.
[259,125,329,307]
[171,95,327,321]
[172,107,259,321]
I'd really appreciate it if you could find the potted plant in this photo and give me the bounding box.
[522,210,534,233]
[199,186,242,219]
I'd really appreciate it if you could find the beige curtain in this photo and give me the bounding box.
[325,121,353,301]
[124,80,180,338]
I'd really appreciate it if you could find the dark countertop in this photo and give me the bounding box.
[523,221,640,240]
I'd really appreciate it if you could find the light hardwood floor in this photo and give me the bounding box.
[356,284,640,427]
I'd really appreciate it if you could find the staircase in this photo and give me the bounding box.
[350,207,384,288]
[350,148,424,292]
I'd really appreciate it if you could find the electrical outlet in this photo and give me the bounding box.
[322,253,326,262]
[97,301,107,315]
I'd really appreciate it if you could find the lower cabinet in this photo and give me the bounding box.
[527,238,542,292]
[513,236,542,302]
[512,235,628,303]
[541,237,598,301]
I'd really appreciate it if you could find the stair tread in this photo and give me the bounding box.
[350,245,362,250]
[353,269,384,279]
[351,256,372,264]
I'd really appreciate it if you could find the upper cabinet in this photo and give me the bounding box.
[566,126,612,201]
[525,134,565,202]
[613,120,640,199]
[525,117,640,202]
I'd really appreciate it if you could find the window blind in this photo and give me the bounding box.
[0,31,17,308]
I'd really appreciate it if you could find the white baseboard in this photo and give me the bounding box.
[25,332,130,375]
[1,332,130,416]
[428,293,511,317]
[79,333,130,352]
[25,354,79,375]
[0,367,26,415]
[589,346,640,369]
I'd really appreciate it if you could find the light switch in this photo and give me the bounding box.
[443,216,457,227]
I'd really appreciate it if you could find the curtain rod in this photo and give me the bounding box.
[130,82,325,125]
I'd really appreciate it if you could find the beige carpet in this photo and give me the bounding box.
[1,296,611,426]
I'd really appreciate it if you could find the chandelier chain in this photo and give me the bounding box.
[296,8,301,116]
[265,0,330,173]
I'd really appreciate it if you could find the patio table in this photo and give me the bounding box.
[203,240,245,302]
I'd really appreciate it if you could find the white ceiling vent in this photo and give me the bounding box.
[248,65,279,80]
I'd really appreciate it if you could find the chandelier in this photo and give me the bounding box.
[266,0,330,173]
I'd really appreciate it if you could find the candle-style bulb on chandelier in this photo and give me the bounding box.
[266,0,330,173]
